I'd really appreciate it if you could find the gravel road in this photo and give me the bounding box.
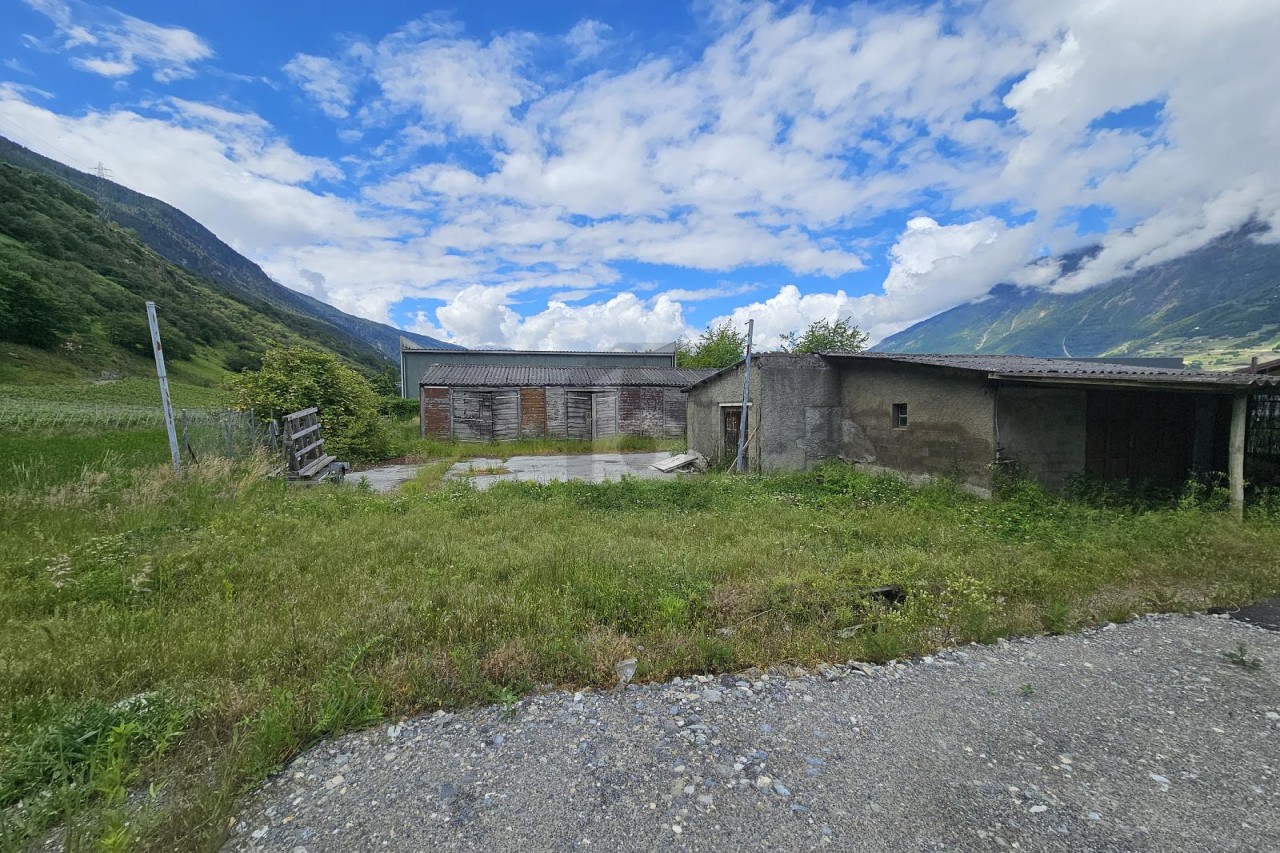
[225,614,1279,852]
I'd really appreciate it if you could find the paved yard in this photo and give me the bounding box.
[445,452,677,489]
[227,614,1279,852]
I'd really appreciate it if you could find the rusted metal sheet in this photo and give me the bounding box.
[421,386,451,439]
[620,387,664,437]
[546,387,567,438]
[493,389,520,441]
[520,387,546,437]
[663,388,688,438]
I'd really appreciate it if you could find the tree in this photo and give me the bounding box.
[676,321,747,368]
[781,317,868,354]
[225,347,391,462]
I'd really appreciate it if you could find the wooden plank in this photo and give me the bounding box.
[566,391,592,440]
[453,389,493,442]
[292,438,325,460]
[296,454,336,478]
[546,387,567,438]
[285,407,319,421]
[288,422,321,441]
[620,387,663,437]
[493,389,520,441]
[593,391,618,439]
[1230,394,1247,521]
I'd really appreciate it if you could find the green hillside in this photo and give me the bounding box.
[878,226,1280,369]
[0,136,459,362]
[0,163,388,391]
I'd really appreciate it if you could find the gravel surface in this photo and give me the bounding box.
[225,614,1279,852]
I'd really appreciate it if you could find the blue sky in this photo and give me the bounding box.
[2,0,1277,349]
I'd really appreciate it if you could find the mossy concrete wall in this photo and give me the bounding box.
[837,361,995,495]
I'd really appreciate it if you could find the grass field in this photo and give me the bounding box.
[1,436,1278,850]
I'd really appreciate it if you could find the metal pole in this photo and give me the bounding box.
[225,409,234,458]
[735,318,754,473]
[146,302,182,478]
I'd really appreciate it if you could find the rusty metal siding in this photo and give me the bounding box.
[493,389,520,441]
[546,387,567,438]
[519,387,546,437]
[663,388,688,438]
[452,389,493,442]
[619,387,663,437]
[566,391,592,440]
[421,386,451,439]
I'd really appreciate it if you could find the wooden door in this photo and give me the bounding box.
[722,406,744,456]
[592,391,618,439]
[492,390,520,440]
[566,391,592,440]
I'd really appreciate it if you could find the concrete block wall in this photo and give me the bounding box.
[837,361,995,495]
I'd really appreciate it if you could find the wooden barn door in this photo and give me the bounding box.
[592,391,619,439]
[492,390,520,441]
[565,391,592,440]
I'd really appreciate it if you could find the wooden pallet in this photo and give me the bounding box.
[282,407,346,484]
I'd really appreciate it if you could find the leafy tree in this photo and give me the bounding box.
[0,266,77,348]
[225,347,391,462]
[781,317,868,353]
[676,321,747,368]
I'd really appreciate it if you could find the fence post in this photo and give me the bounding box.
[146,302,182,479]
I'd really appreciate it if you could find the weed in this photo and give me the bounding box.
[1042,601,1072,635]
[491,687,520,720]
[1020,683,1036,697]
[1,452,1279,848]
[1221,643,1263,671]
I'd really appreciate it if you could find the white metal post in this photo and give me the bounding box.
[735,318,755,473]
[146,302,182,478]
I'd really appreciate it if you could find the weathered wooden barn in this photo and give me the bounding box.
[399,345,677,398]
[420,365,715,441]
[685,353,1280,512]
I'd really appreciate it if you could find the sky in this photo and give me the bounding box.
[1,0,1278,351]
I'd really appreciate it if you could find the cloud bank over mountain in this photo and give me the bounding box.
[3,0,1278,350]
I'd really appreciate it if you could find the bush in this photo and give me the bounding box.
[225,347,391,462]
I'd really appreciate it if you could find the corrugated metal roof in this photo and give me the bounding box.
[820,352,1280,388]
[419,364,717,387]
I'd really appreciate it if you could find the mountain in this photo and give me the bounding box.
[0,137,458,363]
[878,225,1280,369]
[0,161,412,380]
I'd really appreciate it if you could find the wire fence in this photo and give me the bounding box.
[177,408,271,463]
[0,397,276,463]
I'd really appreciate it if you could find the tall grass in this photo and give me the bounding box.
[1,453,1278,849]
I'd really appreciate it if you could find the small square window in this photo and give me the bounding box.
[892,403,908,428]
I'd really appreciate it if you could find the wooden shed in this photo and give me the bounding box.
[419,364,716,442]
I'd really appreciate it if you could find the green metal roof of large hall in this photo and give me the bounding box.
[818,352,1280,388]
[419,364,717,387]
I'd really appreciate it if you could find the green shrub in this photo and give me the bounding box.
[225,347,391,462]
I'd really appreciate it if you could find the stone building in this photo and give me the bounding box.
[684,353,1280,507]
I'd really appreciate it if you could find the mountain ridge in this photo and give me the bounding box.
[877,225,1280,369]
[0,136,459,362]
